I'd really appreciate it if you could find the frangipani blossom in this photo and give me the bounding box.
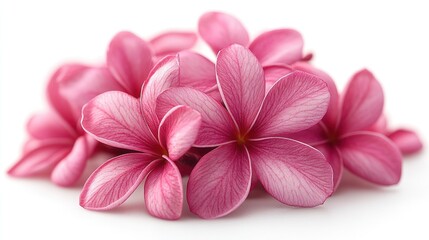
[199,11,308,66]
[157,44,333,219]
[289,70,403,189]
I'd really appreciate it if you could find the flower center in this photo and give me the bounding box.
[236,133,248,146]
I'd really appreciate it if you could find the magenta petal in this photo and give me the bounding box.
[316,144,343,190]
[249,29,304,66]
[82,91,158,153]
[51,135,97,187]
[158,106,201,161]
[285,123,329,146]
[340,69,384,133]
[107,31,154,97]
[157,87,235,147]
[80,153,161,210]
[187,143,251,219]
[339,132,402,185]
[217,44,265,132]
[198,12,250,53]
[248,138,333,207]
[27,111,76,140]
[388,129,423,155]
[263,65,294,92]
[253,71,330,137]
[149,31,197,57]
[144,157,183,220]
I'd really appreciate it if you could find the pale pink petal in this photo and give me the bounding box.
[263,65,294,92]
[144,157,183,220]
[368,114,388,134]
[141,56,180,135]
[340,69,384,134]
[217,44,265,132]
[149,31,197,57]
[249,29,303,66]
[187,143,251,219]
[80,153,161,210]
[27,111,76,140]
[107,31,154,97]
[156,87,235,147]
[316,144,343,190]
[339,132,402,185]
[198,12,250,53]
[248,138,333,207]
[252,71,330,137]
[8,143,71,177]
[51,135,98,187]
[82,91,159,153]
[388,129,423,155]
[178,51,217,94]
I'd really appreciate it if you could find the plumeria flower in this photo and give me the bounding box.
[8,65,123,186]
[289,69,403,190]
[156,44,333,219]
[80,58,203,219]
[199,11,309,66]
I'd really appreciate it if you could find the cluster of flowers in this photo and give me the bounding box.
[8,12,423,220]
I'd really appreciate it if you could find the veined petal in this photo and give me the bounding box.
[187,143,251,219]
[27,111,76,140]
[316,144,343,190]
[252,71,330,137]
[249,29,304,66]
[339,132,402,185]
[339,69,384,134]
[80,153,161,210]
[150,31,197,57]
[248,138,333,207]
[217,44,265,132]
[141,56,180,135]
[158,106,201,161]
[107,31,153,97]
[157,87,235,147]
[285,123,329,146]
[144,157,183,220]
[178,51,217,94]
[263,65,294,92]
[388,129,423,155]
[82,91,159,153]
[198,12,249,53]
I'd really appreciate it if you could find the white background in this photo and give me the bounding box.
[1,0,428,239]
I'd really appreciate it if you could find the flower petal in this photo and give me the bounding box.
[316,144,343,190]
[158,105,201,161]
[51,135,98,187]
[285,123,329,146]
[107,31,153,97]
[27,111,76,140]
[248,138,333,207]
[141,56,180,135]
[339,69,384,133]
[252,71,330,137]
[144,157,183,220]
[198,12,249,54]
[339,132,402,185]
[156,87,235,147]
[388,129,423,155]
[82,91,159,153]
[149,31,197,57]
[263,65,294,92]
[249,29,304,66]
[187,143,251,219]
[80,153,161,210]
[217,44,265,132]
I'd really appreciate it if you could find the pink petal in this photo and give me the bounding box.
[368,114,388,134]
[8,142,71,177]
[27,111,76,140]
[339,132,402,185]
[248,138,333,207]
[80,153,161,210]
[339,69,384,134]
[144,157,183,220]
[149,31,197,57]
[388,129,423,155]
[156,87,235,147]
[249,29,304,66]
[285,123,329,146]
[252,71,330,137]
[316,144,343,190]
[217,44,265,132]
[107,31,154,97]
[198,11,250,53]
[141,56,180,135]
[51,135,98,187]
[263,65,294,92]
[187,143,251,219]
[82,91,159,153]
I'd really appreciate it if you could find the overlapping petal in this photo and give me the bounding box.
[388,129,423,155]
[27,111,76,140]
[178,51,217,94]
[316,144,343,190]
[150,32,197,57]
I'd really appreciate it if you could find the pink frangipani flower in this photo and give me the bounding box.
[289,69,403,189]
[156,44,333,219]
